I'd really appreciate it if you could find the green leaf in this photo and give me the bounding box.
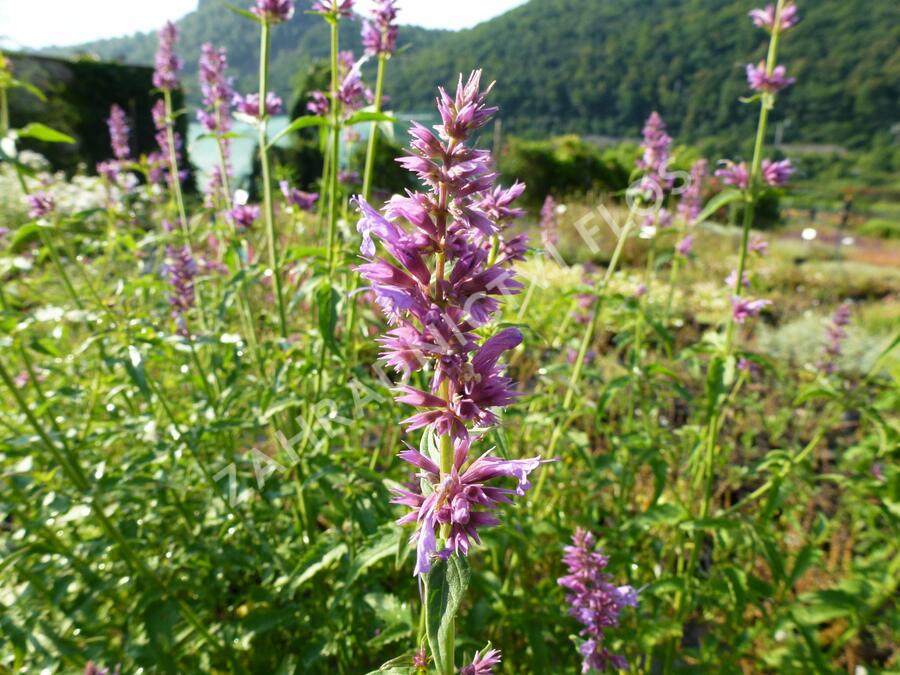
[426,555,470,675]
[316,283,342,358]
[345,111,398,127]
[267,115,327,149]
[222,2,262,23]
[694,189,745,226]
[705,354,725,421]
[16,123,76,144]
[123,345,151,400]
[10,79,46,101]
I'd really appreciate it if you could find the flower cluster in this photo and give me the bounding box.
[107,104,131,161]
[459,647,502,675]
[251,0,294,23]
[354,71,550,576]
[362,0,399,57]
[761,158,794,186]
[152,22,182,91]
[558,529,637,673]
[818,302,852,374]
[677,159,708,225]
[746,62,795,94]
[234,92,283,119]
[636,111,673,196]
[731,296,771,324]
[715,158,793,190]
[230,204,260,229]
[540,194,559,249]
[197,44,235,135]
[280,181,319,211]
[150,99,185,186]
[749,2,799,32]
[476,182,528,261]
[165,245,197,336]
[311,0,354,17]
[26,191,55,219]
[307,51,373,118]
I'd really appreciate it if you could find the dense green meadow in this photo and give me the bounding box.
[1,1,898,674]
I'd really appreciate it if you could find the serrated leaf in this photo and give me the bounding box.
[426,555,470,675]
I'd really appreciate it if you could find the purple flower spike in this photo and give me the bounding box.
[362,0,399,57]
[677,159,708,224]
[251,0,294,23]
[26,192,55,220]
[746,61,796,94]
[107,104,131,161]
[198,44,235,134]
[761,158,794,186]
[715,160,750,191]
[636,111,673,193]
[234,92,283,118]
[749,2,799,32]
[311,0,354,18]
[165,245,197,336]
[460,647,502,675]
[818,302,852,374]
[558,529,637,673]
[152,22,182,91]
[731,296,772,324]
[540,195,559,248]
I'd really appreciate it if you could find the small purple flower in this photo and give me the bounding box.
[558,529,637,673]
[871,463,885,482]
[634,283,648,299]
[731,296,772,324]
[761,158,794,186]
[26,192,55,219]
[307,90,330,116]
[749,2,799,32]
[540,195,559,249]
[412,648,428,668]
[715,160,749,190]
[152,22,182,91]
[84,663,121,675]
[746,61,796,94]
[677,159,708,224]
[459,647,502,675]
[362,0,399,57]
[165,245,197,336]
[251,0,294,23]
[311,0,354,17]
[337,52,374,113]
[279,181,319,211]
[107,104,131,160]
[230,204,260,229]
[676,234,694,256]
[234,92,283,118]
[726,269,751,290]
[818,302,852,374]
[737,357,762,376]
[748,236,768,255]
[339,169,360,185]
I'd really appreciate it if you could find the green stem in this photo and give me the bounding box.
[258,22,289,339]
[362,55,386,202]
[326,20,341,279]
[163,90,190,244]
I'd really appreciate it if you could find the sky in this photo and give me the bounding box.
[0,0,528,50]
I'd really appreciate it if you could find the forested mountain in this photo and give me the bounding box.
[52,0,899,149]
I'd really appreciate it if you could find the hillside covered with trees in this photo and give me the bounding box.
[53,0,899,150]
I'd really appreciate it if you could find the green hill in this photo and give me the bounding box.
[51,0,899,149]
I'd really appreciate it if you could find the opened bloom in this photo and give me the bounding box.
[362,0,399,57]
[559,529,637,673]
[459,647,502,675]
[311,0,354,17]
[746,62,796,93]
[280,181,319,211]
[731,296,772,324]
[251,0,294,23]
[761,158,794,186]
[26,192,55,219]
[234,92,283,118]
[749,2,799,32]
[230,204,260,229]
[715,160,749,190]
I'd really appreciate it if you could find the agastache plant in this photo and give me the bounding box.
[559,529,637,672]
[356,70,552,674]
[197,43,235,207]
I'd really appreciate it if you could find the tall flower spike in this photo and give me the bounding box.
[355,72,551,576]
[818,302,852,374]
[165,245,197,336]
[636,111,673,194]
[558,529,637,673]
[540,195,559,249]
[197,43,235,134]
[152,22,182,91]
[677,159,708,225]
[362,0,399,57]
[107,104,131,161]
